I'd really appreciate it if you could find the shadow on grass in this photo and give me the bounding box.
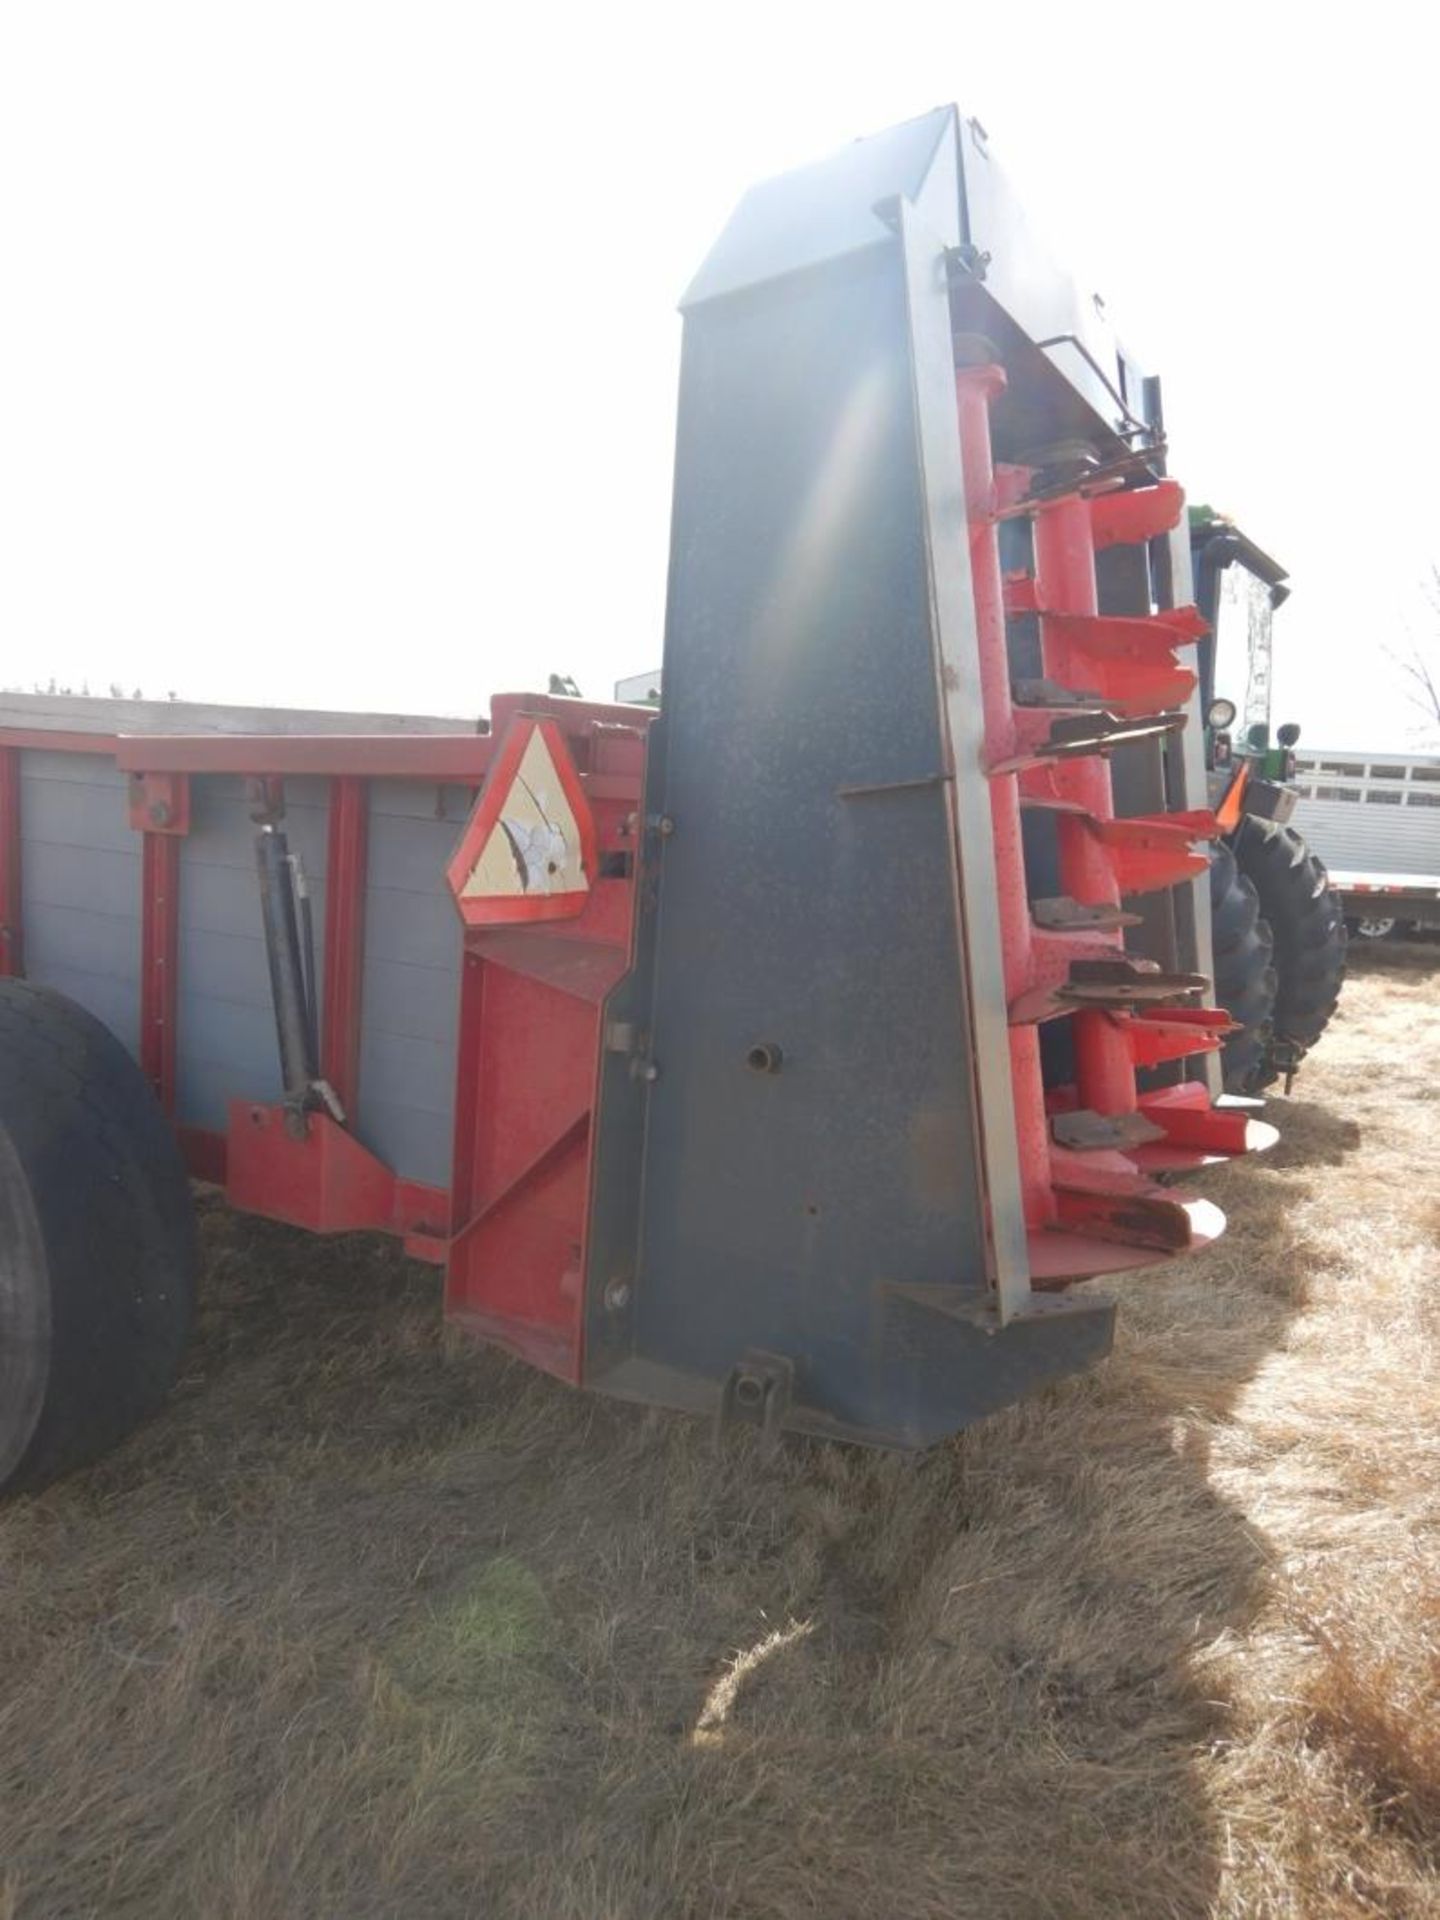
[1263,1096,1363,1169]
[0,1163,1320,1920]
[1345,935,1440,983]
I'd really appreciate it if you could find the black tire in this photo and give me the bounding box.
[0,980,196,1494]
[1208,841,1278,1094]
[1234,817,1347,1086]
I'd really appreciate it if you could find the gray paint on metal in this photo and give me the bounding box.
[18,751,142,1053]
[1,690,478,737]
[176,775,329,1132]
[681,108,957,309]
[957,113,1134,437]
[1292,759,1440,875]
[896,195,1029,1320]
[1164,523,1221,1097]
[584,210,1120,1449]
[15,750,465,1188]
[354,781,467,1189]
[637,246,994,1404]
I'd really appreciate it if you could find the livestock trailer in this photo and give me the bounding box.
[0,106,1276,1493]
[1291,749,1440,936]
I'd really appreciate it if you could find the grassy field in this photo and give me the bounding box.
[2,946,1438,1919]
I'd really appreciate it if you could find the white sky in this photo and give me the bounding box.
[3,2,1437,751]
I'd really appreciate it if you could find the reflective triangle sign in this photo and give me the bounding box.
[445,716,598,926]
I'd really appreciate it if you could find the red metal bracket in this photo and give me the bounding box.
[1003,571,1045,616]
[225,1101,447,1241]
[127,770,191,836]
[1042,606,1209,659]
[1137,1082,1278,1156]
[246,775,286,824]
[140,832,181,1112]
[125,772,191,1113]
[321,777,368,1117]
[1088,480,1185,551]
[1119,1006,1234,1067]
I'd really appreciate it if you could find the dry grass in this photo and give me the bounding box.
[2,944,1439,1918]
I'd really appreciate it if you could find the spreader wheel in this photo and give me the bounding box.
[0,981,197,1495]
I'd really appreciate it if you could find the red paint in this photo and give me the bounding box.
[955,366,1052,1228]
[1042,607,1208,656]
[962,430,1268,1278]
[1137,1083,1256,1154]
[0,746,21,978]
[487,690,655,740]
[0,728,119,756]
[321,777,368,1117]
[1121,1007,1232,1068]
[0,705,647,1360]
[1033,493,1137,1116]
[1035,608,1202,718]
[443,891,632,1384]
[114,734,496,779]
[126,770,190,836]
[1081,814,1212,894]
[140,830,182,1113]
[225,1101,449,1240]
[1088,480,1185,550]
[178,1125,228,1186]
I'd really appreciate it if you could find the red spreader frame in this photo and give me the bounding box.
[0,696,651,1387]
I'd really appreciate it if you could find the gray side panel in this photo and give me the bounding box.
[354,782,467,1189]
[593,237,999,1442]
[1293,772,1440,876]
[176,776,330,1131]
[19,751,141,1052]
[1294,797,1440,874]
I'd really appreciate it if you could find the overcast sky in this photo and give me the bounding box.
[3,2,1436,750]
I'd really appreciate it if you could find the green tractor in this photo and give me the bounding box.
[1191,509,1346,1092]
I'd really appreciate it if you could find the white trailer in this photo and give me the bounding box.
[1291,749,1440,936]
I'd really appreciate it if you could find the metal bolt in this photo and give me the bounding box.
[641,1061,660,1083]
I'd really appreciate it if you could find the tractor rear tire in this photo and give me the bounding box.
[0,980,197,1495]
[1234,817,1347,1088]
[1208,840,1278,1094]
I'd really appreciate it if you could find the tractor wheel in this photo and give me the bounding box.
[1208,840,1278,1094]
[0,980,197,1495]
[1234,817,1347,1087]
